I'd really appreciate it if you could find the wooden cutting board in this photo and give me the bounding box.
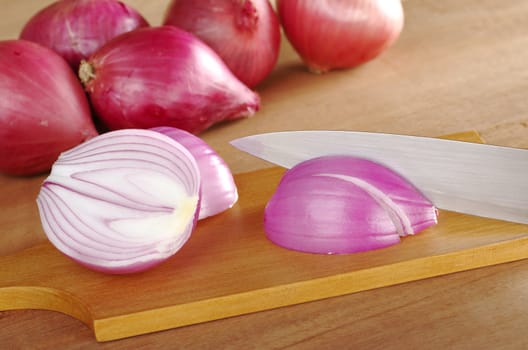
[1,131,527,342]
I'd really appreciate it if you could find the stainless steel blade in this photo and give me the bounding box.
[231,131,528,224]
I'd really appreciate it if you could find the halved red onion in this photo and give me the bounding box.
[152,126,238,219]
[163,0,281,88]
[20,0,149,70]
[264,155,437,254]
[79,26,260,134]
[0,39,97,176]
[36,129,201,274]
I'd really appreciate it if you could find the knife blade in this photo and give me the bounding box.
[230,131,528,224]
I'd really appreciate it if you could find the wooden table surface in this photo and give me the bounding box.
[2,0,528,348]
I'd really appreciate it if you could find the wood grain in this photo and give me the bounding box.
[2,0,528,348]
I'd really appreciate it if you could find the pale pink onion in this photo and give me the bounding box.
[152,126,238,219]
[20,0,149,70]
[277,0,404,73]
[163,0,281,88]
[264,155,437,254]
[79,26,260,134]
[36,129,201,274]
[0,39,97,176]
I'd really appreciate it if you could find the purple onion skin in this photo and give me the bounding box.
[277,0,404,73]
[164,0,281,88]
[20,0,149,70]
[80,26,260,134]
[72,255,168,275]
[152,126,238,219]
[0,40,97,176]
[264,155,438,254]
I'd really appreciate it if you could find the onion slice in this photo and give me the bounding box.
[264,155,438,254]
[36,129,201,274]
[152,126,238,219]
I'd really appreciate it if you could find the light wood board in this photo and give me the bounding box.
[1,131,527,342]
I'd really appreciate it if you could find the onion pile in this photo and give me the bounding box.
[20,0,149,70]
[264,156,438,254]
[37,129,201,274]
[163,0,281,88]
[5,1,416,272]
[79,26,260,134]
[0,40,97,176]
[277,0,405,73]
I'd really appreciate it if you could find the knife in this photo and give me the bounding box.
[230,131,528,224]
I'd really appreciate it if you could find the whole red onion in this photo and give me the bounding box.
[164,0,281,88]
[277,0,404,73]
[20,0,149,70]
[0,40,98,176]
[79,26,260,134]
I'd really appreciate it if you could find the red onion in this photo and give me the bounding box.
[264,156,437,254]
[20,0,148,70]
[277,0,404,73]
[36,129,201,274]
[152,126,238,219]
[79,26,260,134]
[0,40,97,176]
[163,0,281,88]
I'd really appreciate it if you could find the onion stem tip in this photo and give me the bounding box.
[78,60,96,86]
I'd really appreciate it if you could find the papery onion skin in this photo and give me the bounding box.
[0,40,98,176]
[36,129,201,274]
[20,0,149,70]
[152,126,238,219]
[264,155,437,254]
[80,26,260,134]
[277,0,404,73]
[163,0,281,88]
